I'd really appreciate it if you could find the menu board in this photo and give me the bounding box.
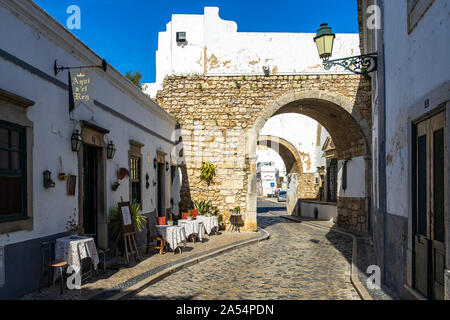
[121,205,132,226]
[118,201,135,234]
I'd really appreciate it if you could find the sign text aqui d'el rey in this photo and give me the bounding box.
[71,70,93,108]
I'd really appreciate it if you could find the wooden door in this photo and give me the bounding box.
[83,145,98,238]
[413,111,446,300]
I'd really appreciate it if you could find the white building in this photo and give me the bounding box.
[256,161,279,197]
[359,0,450,299]
[144,6,360,97]
[0,0,176,299]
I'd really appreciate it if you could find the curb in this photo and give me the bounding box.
[107,228,270,300]
[268,212,373,300]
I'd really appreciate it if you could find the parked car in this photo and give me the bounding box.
[277,190,287,202]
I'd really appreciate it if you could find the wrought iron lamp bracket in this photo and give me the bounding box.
[323,53,378,75]
[54,59,107,76]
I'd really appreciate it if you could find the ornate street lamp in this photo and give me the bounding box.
[107,141,116,159]
[71,130,83,152]
[314,23,377,75]
[313,23,335,61]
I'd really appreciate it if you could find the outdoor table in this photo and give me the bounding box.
[156,225,187,253]
[228,213,241,233]
[178,219,205,241]
[195,215,219,234]
[55,235,99,279]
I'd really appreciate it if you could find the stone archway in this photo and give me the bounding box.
[257,135,310,215]
[155,74,371,233]
[246,89,371,233]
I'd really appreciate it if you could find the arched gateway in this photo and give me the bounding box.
[257,135,316,216]
[156,74,371,232]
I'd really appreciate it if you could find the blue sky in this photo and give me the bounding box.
[35,0,358,82]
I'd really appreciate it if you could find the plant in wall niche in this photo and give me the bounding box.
[108,203,146,238]
[200,161,215,185]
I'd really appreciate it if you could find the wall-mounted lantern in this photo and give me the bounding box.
[314,23,377,75]
[43,170,55,188]
[71,130,83,152]
[107,141,116,159]
[313,23,335,61]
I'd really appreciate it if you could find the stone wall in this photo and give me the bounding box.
[156,74,371,231]
[336,197,367,232]
[299,173,318,199]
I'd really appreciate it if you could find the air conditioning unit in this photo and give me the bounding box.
[176,32,187,44]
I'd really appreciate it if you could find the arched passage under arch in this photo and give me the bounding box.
[257,135,311,215]
[247,90,371,232]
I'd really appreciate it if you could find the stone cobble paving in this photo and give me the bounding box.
[19,231,257,300]
[132,209,360,300]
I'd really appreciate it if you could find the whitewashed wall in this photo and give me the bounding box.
[382,0,449,218]
[144,6,360,97]
[0,1,176,246]
[259,114,320,174]
[300,202,337,221]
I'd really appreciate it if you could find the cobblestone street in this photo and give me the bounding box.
[131,200,360,300]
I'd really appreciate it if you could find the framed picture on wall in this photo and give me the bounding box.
[67,174,77,196]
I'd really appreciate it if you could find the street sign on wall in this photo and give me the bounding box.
[270,182,275,188]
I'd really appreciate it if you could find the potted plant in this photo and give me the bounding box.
[193,200,213,216]
[108,203,146,240]
[66,210,81,238]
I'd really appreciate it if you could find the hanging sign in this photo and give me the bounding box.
[71,70,93,109]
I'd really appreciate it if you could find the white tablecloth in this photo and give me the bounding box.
[195,216,219,234]
[178,219,205,241]
[156,225,187,252]
[55,236,99,273]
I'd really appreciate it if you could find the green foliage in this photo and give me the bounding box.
[200,161,215,184]
[125,70,143,89]
[193,200,212,215]
[234,206,241,214]
[242,75,247,81]
[108,203,146,238]
[217,214,223,225]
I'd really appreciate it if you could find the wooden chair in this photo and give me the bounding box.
[146,210,166,255]
[83,233,109,274]
[39,241,68,295]
[77,242,93,283]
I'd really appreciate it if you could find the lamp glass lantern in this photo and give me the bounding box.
[314,23,335,61]
[71,130,83,152]
[107,141,116,159]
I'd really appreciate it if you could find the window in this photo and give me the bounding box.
[407,0,435,33]
[130,155,141,205]
[0,121,27,222]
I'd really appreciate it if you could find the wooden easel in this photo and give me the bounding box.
[114,201,141,265]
